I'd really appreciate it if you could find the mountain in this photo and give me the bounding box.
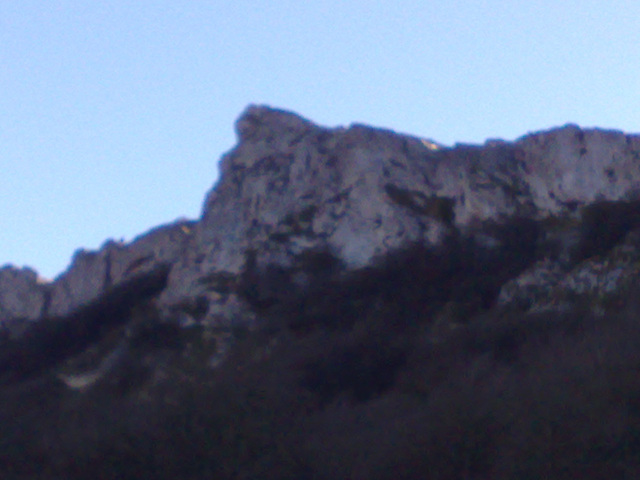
[2,106,640,478]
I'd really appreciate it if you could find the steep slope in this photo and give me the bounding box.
[2,106,640,370]
[6,105,640,330]
[3,106,640,478]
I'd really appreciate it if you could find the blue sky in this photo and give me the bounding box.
[2,1,640,279]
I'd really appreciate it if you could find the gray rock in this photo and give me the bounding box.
[499,229,640,315]
[156,106,640,325]
[0,266,50,335]
[47,218,195,317]
[6,105,640,331]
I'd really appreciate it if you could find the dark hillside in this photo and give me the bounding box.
[2,244,640,479]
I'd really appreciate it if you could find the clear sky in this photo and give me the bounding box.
[2,1,640,279]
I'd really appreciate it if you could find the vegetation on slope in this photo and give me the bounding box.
[3,217,640,478]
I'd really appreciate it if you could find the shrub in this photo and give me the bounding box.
[577,200,640,262]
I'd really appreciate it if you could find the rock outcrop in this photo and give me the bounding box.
[157,107,640,327]
[47,219,195,318]
[3,105,640,337]
[9,106,640,480]
[0,266,50,322]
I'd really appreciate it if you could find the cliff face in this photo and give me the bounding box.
[6,107,640,477]
[3,106,640,334]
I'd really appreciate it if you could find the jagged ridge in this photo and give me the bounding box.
[3,106,640,478]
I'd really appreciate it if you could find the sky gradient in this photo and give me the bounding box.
[2,1,640,279]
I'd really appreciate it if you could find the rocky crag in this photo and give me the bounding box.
[4,106,640,478]
[3,105,640,376]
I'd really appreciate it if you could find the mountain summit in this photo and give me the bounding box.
[3,107,640,477]
[3,106,640,331]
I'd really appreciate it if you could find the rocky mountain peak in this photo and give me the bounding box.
[234,104,316,143]
[3,106,640,335]
[5,106,640,477]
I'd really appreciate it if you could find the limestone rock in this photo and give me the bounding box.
[497,259,568,311]
[47,219,195,317]
[499,229,640,315]
[0,266,50,338]
[156,106,640,326]
[6,105,640,333]
[0,266,49,320]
